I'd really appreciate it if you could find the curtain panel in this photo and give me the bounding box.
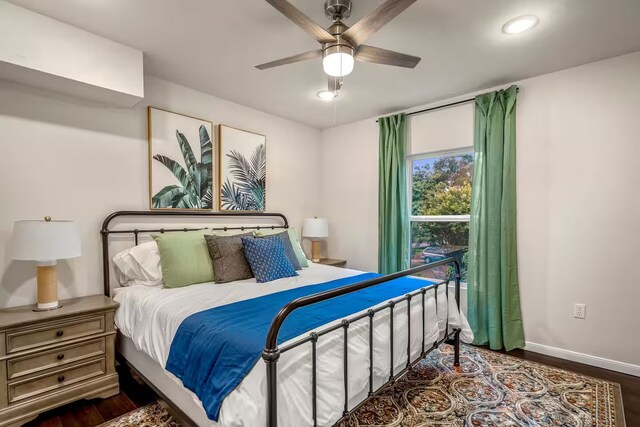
[378,113,409,274]
[467,86,525,351]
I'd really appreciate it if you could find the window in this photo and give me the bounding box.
[408,149,473,281]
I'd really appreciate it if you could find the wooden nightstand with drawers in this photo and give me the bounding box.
[0,295,119,427]
[316,258,347,268]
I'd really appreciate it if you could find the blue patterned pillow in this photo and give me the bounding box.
[241,236,299,283]
[257,232,302,270]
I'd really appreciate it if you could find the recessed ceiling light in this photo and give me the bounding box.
[317,90,338,101]
[502,15,539,35]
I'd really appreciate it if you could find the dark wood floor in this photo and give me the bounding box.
[24,349,639,426]
[24,364,157,427]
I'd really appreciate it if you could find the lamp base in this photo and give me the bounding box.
[36,262,61,312]
[311,240,321,263]
[33,303,63,312]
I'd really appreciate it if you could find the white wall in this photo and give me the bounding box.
[320,119,379,270]
[0,2,144,106]
[0,76,322,308]
[320,52,640,371]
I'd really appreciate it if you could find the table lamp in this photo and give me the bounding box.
[12,217,82,311]
[302,217,328,263]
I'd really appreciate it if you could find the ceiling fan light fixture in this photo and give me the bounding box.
[257,0,422,77]
[322,45,354,77]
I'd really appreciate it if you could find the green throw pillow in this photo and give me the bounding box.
[152,230,214,288]
[254,227,309,268]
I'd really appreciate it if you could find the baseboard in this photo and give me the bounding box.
[525,341,640,377]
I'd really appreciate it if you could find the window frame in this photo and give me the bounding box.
[407,147,474,280]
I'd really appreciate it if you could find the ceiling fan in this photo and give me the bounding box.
[256,0,422,79]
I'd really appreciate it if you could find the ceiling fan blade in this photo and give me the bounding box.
[255,50,322,70]
[265,0,336,44]
[342,0,417,46]
[355,45,421,68]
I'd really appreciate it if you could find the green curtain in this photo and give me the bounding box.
[467,86,525,351]
[378,113,410,274]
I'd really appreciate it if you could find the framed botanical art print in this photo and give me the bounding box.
[148,107,214,210]
[218,125,266,211]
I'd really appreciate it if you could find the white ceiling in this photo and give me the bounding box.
[9,0,640,128]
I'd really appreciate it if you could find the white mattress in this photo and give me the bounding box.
[114,263,473,427]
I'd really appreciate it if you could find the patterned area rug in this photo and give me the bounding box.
[339,344,625,427]
[100,345,625,426]
[97,401,178,427]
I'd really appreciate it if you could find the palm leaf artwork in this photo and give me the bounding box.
[220,144,266,211]
[152,125,213,209]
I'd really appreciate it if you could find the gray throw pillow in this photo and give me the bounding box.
[257,231,302,270]
[204,233,254,283]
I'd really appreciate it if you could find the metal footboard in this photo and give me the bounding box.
[262,258,462,427]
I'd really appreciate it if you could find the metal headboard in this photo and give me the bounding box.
[100,210,289,296]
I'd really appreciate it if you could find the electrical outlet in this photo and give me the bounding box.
[573,303,586,319]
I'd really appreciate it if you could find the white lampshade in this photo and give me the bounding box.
[303,217,329,238]
[12,219,82,261]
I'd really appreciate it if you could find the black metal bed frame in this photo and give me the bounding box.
[101,210,461,427]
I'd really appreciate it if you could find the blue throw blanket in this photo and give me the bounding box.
[166,273,434,421]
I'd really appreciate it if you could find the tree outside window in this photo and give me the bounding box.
[409,150,473,281]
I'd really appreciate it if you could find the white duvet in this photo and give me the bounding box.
[114,263,473,427]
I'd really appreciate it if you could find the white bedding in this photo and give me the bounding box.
[114,263,473,427]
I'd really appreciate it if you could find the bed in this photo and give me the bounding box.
[101,211,473,427]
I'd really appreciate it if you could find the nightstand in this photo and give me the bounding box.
[316,258,347,268]
[0,295,119,427]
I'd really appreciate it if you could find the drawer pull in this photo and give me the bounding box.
[57,354,65,361]
[57,375,65,383]
[56,330,64,337]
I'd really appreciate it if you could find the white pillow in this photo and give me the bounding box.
[113,241,163,287]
